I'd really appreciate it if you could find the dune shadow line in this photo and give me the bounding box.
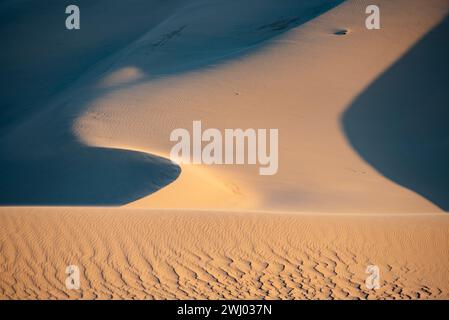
[342,16,449,211]
[0,145,181,206]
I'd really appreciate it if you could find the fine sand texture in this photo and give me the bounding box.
[0,208,448,300]
[1,0,449,300]
[0,0,448,212]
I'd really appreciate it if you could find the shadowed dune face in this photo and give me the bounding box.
[116,0,345,76]
[0,0,186,205]
[0,0,344,206]
[0,0,187,134]
[0,146,180,206]
[342,16,449,212]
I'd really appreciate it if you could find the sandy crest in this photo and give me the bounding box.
[74,0,449,212]
[1,207,448,299]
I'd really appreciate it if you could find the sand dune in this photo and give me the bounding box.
[1,0,448,300]
[1,0,447,211]
[0,0,345,207]
[1,207,448,299]
[75,0,449,212]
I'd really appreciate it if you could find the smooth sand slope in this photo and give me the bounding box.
[73,0,448,212]
[0,0,448,211]
[0,0,448,299]
[0,0,346,207]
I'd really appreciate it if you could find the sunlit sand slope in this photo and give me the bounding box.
[75,0,449,212]
[0,208,448,299]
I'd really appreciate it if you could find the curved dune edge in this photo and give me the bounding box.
[1,207,448,299]
[76,144,261,209]
[341,14,449,212]
[75,0,449,212]
[0,0,189,206]
[128,164,260,209]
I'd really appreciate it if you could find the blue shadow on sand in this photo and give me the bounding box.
[0,0,344,205]
[342,16,449,211]
[0,146,181,206]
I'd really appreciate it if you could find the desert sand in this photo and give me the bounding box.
[0,0,448,299]
[1,208,448,299]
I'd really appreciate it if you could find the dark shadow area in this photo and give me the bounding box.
[0,0,343,205]
[342,16,449,211]
[0,146,180,206]
[0,0,187,134]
